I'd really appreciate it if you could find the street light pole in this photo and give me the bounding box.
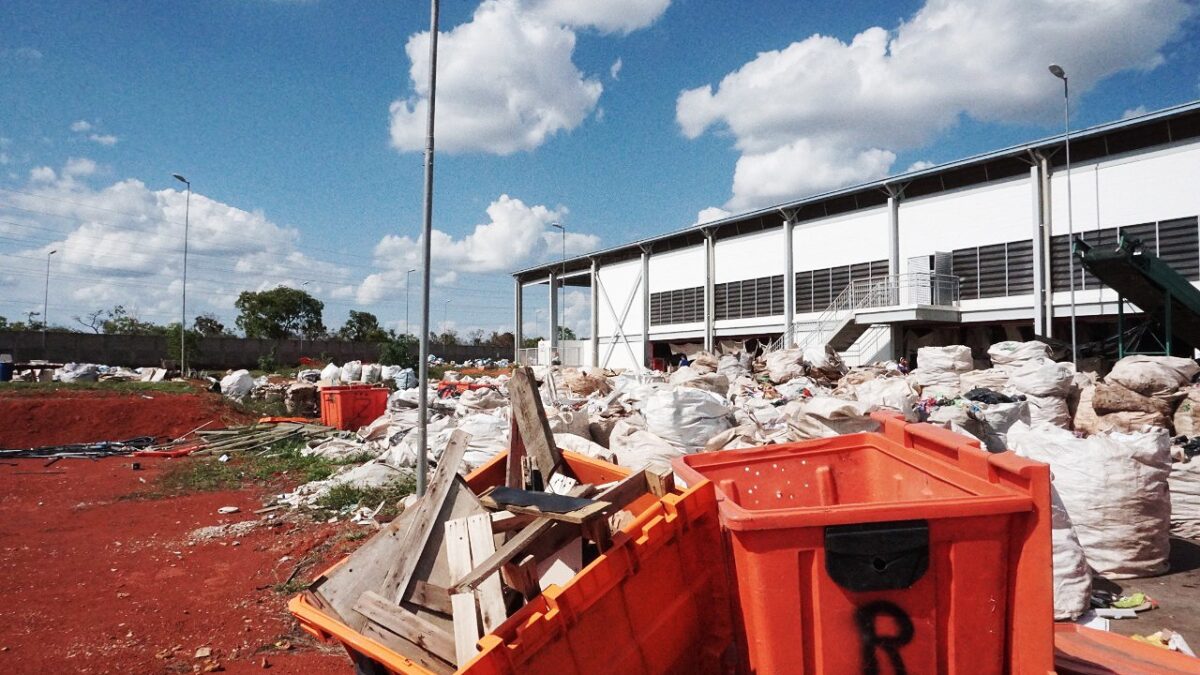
[42,249,56,357]
[1048,65,1077,365]
[443,299,451,330]
[416,0,441,497]
[405,268,416,336]
[551,222,565,362]
[173,173,191,376]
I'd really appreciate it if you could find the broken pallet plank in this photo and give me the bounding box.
[407,580,452,616]
[464,513,506,633]
[452,518,556,592]
[478,485,610,525]
[445,516,481,666]
[501,554,540,602]
[507,367,563,479]
[379,430,473,604]
[505,415,525,489]
[354,591,457,665]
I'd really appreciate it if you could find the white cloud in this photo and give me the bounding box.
[389,0,666,155]
[63,157,97,177]
[355,194,599,305]
[695,206,731,225]
[677,0,1192,211]
[88,133,118,146]
[0,160,351,328]
[1,47,42,61]
[527,0,670,35]
[70,120,93,133]
[610,57,623,80]
[905,160,936,172]
[1121,105,1148,119]
[0,153,9,166]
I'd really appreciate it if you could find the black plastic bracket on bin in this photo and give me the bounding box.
[824,520,929,592]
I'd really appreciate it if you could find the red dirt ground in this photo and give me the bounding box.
[0,389,255,449]
[0,457,363,674]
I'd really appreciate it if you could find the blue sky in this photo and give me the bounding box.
[1,0,1198,340]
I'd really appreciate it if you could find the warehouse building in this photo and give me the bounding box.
[513,100,1200,371]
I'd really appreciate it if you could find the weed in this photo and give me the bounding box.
[0,381,194,396]
[136,437,349,498]
[151,458,243,496]
[342,530,369,542]
[315,476,416,519]
[272,578,310,595]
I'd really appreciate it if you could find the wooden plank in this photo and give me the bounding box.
[646,469,675,497]
[478,486,610,525]
[592,471,651,513]
[507,367,564,479]
[452,518,557,592]
[501,555,540,602]
[353,591,457,665]
[506,415,525,489]
[582,517,612,552]
[490,510,538,533]
[379,430,473,604]
[407,580,452,616]
[361,622,454,675]
[465,513,507,633]
[445,516,481,666]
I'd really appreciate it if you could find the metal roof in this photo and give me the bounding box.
[514,98,1200,281]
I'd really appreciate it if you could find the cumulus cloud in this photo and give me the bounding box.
[695,206,731,225]
[88,133,118,146]
[610,57,623,80]
[677,0,1192,211]
[356,194,599,305]
[70,120,93,133]
[1122,105,1149,119]
[1,47,42,61]
[527,0,670,35]
[389,0,667,155]
[0,160,350,326]
[906,160,936,172]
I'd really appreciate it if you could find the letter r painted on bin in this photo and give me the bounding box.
[855,601,914,675]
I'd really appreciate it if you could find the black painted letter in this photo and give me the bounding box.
[855,601,914,675]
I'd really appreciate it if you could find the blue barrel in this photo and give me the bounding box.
[0,362,12,382]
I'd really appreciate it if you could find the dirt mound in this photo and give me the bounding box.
[0,389,255,448]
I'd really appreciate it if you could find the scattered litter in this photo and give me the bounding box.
[217,506,240,515]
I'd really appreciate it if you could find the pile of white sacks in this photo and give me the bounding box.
[267,341,1200,626]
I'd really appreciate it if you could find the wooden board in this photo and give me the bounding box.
[464,513,507,633]
[445,517,481,666]
[408,580,452,615]
[479,486,610,525]
[507,367,563,479]
[451,518,557,592]
[506,415,525,489]
[354,591,457,665]
[379,430,473,604]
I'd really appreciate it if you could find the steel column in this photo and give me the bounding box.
[548,271,559,361]
[513,277,523,362]
[703,231,715,353]
[590,259,599,367]
[887,194,900,276]
[641,248,651,370]
[783,215,795,347]
[1030,163,1046,336]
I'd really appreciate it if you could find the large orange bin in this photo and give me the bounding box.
[673,412,1055,675]
[290,449,734,674]
[320,385,389,431]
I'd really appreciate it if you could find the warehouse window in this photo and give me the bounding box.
[952,239,1035,299]
[714,274,785,320]
[794,260,888,313]
[1050,216,1200,291]
[649,286,704,326]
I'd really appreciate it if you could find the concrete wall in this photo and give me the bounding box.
[0,331,508,369]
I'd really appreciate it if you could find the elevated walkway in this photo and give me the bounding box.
[1076,236,1200,355]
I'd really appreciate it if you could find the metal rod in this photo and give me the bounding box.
[1062,76,1077,366]
[416,0,440,497]
[42,249,55,357]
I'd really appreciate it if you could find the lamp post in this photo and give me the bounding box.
[1048,65,1077,365]
[415,0,441,496]
[405,268,416,336]
[300,281,311,357]
[551,221,565,355]
[42,249,55,356]
[172,173,191,376]
[443,299,451,331]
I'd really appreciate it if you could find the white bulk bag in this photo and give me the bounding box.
[1008,359,1073,398]
[1169,458,1200,539]
[1049,487,1093,620]
[1008,423,1172,578]
[319,363,341,384]
[643,387,733,452]
[988,341,1052,367]
[219,369,254,399]
[764,348,806,384]
[853,378,917,420]
[916,345,973,373]
[784,398,879,440]
[339,360,363,384]
[1107,355,1200,397]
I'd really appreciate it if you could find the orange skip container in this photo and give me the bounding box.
[673,411,1056,675]
[319,385,389,431]
[290,449,734,674]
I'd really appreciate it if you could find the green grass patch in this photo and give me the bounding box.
[0,381,195,396]
[315,476,417,519]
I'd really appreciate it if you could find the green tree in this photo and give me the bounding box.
[379,333,418,367]
[102,305,163,335]
[234,287,325,339]
[488,331,515,350]
[433,329,460,345]
[164,323,203,362]
[521,336,541,348]
[557,325,577,341]
[193,313,230,337]
[338,310,389,342]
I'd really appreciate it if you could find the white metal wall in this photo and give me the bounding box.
[792,207,889,272]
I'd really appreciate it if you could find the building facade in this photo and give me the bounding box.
[513,101,1200,370]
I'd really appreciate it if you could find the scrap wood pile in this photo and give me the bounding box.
[299,368,672,672]
[131,421,342,458]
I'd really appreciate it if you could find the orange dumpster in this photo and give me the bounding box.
[290,449,734,674]
[673,411,1056,675]
[319,385,388,431]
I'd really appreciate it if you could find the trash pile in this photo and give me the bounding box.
[5,361,172,383]
[299,367,674,671]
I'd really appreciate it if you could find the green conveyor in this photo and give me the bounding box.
[1076,236,1200,355]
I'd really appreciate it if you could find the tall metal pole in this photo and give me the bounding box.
[1050,65,1077,364]
[42,249,56,357]
[174,174,191,376]
[405,268,416,336]
[416,0,440,497]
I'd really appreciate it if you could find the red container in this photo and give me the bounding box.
[319,385,388,431]
[673,411,1055,675]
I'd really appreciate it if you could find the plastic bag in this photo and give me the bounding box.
[643,387,733,451]
[853,378,917,420]
[319,363,341,384]
[339,360,363,384]
[360,363,382,384]
[988,340,1052,367]
[916,345,972,373]
[608,418,683,473]
[219,369,254,399]
[57,363,99,383]
[784,398,879,440]
[764,348,806,384]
